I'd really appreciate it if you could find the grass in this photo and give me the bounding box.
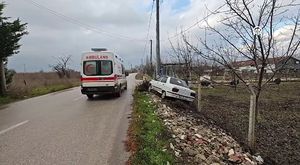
[0,72,81,107]
[0,96,15,105]
[30,84,75,97]
[0,83,79,107]
[127,90,174,165]
[200,82,300,103]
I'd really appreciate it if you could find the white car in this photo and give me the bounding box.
[149,76,196,102]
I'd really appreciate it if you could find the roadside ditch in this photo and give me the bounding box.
[126,82,263,165]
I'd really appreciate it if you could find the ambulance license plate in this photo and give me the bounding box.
[87,88,98,92]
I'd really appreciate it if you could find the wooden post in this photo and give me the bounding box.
[197,82,201,112]
[248,85,256,150]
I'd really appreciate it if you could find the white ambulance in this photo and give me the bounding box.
[80,48,128,99]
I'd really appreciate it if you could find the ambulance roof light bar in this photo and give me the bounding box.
[91,48,107,52]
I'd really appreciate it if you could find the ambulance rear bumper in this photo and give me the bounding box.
[81,86,118,94]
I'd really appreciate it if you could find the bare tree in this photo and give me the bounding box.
[50,55,72,78]
[141,55,154,77]
[183,0,300,150]
[169,37,194,80]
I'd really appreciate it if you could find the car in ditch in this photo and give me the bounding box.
[149,76,196,102]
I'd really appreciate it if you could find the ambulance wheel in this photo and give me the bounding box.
[124,84,127,90]
[87,94,93,99]
[115,86,122,97]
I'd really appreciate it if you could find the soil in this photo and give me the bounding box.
[199,91,300,164]
[160,83,300,165]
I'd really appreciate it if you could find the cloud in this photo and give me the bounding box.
[3,0,300,72]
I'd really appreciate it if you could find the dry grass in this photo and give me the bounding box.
[7,71,80,99]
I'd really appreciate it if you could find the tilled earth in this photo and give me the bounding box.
[201,95,300,165]
[150,94,263,165]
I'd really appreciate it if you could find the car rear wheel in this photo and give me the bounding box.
[148,85,153,92]
[161,91,166,99]
[87,94,93,99]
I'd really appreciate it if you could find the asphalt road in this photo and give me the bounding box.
[0,73,138,165]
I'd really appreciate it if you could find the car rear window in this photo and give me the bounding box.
[160,77,168,83]
[170,78,188,88]
[83,60,113,76]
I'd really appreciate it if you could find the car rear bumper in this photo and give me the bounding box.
[166,91,195,102]
[81,86,118,94]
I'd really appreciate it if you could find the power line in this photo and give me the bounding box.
[22,0,147,42]
[142,0,155,58]
[163,4,226,42]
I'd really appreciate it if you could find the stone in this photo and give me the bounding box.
[178,117,187,121]
[254,155,264,164]
[179,134,186,140]
[244,157,256,165]
[175,138,181,143]
[149,92,260,165]
[195,154,206,161]
[195,133,203,139]
[207,155,220,164]
[223,147,229,154]
[210,163,221,165]
[228,154,243,163]
[228,149,235,156]
[170,143,175,150]
[184,147,198,156]
[195,138,207,145]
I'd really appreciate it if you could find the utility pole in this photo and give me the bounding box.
[150,39,153,73]
[23,64,26,73]
[156,0,161,78]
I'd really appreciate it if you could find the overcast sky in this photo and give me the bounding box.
[3,0,300,72]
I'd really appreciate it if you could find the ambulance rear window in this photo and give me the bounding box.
[100,61,112,75]
[83,60,113,76]
[84,61,97,76]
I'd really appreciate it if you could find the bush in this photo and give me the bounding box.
[5,68,16,85]
[137,80,150,92]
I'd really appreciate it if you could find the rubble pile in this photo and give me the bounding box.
[150,94,263,165]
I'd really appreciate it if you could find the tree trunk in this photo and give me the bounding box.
[255,94,260,123]
[0,58,7,96]
[197,81,201,112]
[248,93,256,151]
[248,84,257,151]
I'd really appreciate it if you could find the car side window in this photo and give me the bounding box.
[160,77,168,83]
